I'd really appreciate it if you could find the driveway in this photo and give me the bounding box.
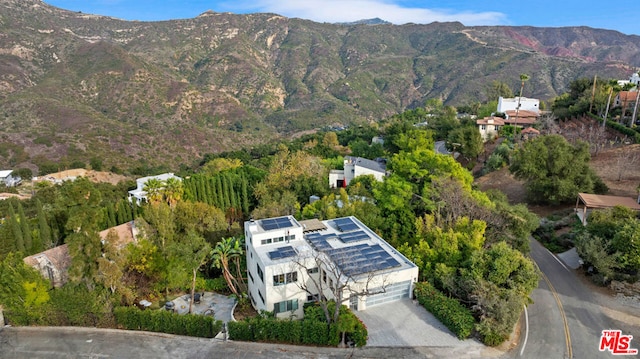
[354,299,487,352]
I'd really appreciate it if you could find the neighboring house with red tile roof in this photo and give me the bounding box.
[520,127,540,141]
[614,91,639,109]
[503,110,539,127]
[24,221,140,287]
[476,116,505,142]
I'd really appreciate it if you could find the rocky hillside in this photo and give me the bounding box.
[1,0,639,172]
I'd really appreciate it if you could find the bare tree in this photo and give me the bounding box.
[288,247,389,346]
[614,146,640,181]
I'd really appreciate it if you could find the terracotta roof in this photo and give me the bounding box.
[476,117,505,125]
[23,244,71,272]
[577,193,640,210]
[618,91,639,102]
[521,127,540,134]
[99,221,137,249]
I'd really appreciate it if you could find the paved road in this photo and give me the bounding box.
[0,326,491,359]
[519,238,640,358]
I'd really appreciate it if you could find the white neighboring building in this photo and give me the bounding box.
[329,156,387,188]
[0,170,21,187]
[497,96,540,114]
[127,173,181,204]
[244,215,418,319]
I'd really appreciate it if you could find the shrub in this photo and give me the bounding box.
[204,277,229,292]
[227,303,366,347]
[114,307,223,338]
[414,282,475,339]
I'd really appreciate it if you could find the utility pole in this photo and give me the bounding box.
[514,74,529,144]
[589,75,597,114]
[603,88,613,130]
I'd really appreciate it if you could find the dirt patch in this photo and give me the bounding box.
[37,168,129,185]
[475,122,640,217]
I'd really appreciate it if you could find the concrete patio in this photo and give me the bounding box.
[168,292,236,323]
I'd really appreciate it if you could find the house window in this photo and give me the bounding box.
[256,263,264,283]
[286,234,296,241]
[322,269,327,283]
[329,278,334,290]
[307,267,319,274]
[273,271,297,286]
[258,290,265,304]
[481,125,486,130]
[248,270,254,283]
[261,238,272,245]
[307,294,319,302]
[249,292,256,306]
[273,236,284,243]
[273,299,298,314]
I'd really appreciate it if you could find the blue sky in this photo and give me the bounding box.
[46,0,639,35]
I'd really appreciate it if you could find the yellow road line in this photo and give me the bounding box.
[540,270,573,358]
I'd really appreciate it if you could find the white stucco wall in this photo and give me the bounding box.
[497,96,540,113]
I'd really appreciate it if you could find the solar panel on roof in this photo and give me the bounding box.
[261,217,294,231]
[333,217,359,232]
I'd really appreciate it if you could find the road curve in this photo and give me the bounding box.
[522,238,638,358]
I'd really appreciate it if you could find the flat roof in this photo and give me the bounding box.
[254,216,416,278]
[577,193,640,210]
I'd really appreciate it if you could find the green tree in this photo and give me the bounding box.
[486,80,513,101]
[175,231,211,313]
[0,253,51,325]
[447,125,484,161]
[143,178,164,205]
[8,202,24,253]
[510,134,607,204]
[210,237,245,296]
[17,203,32,254]
[164,177,184,208]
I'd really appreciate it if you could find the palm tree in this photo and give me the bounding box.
[514,73,530,142]
[143,178,164,204]
[211,237,242,296]
[164,177,184,208]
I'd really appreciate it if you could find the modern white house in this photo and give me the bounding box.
[328,156,387,188]
[0,170,22,187]
[497,96,540,114]
[244,215,418,319]
[127,173,182,204]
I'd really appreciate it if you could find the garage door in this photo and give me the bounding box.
[365,280,412,308]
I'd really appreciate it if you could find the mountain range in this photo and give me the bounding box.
[1,0,639,172]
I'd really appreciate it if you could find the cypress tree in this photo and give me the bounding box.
[240,174,249,216]
[116,201,126,224]
[196,176,206,203]
[36,199,51,251]
[215,176,224,209]
[222,174,231,210]
[8,203,24,253]
[17,203,32,254]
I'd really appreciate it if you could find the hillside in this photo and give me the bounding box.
[1,0,640,172]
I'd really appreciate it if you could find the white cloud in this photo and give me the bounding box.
[221,0,506,26]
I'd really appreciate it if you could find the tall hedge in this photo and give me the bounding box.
[414,282,475,339]
[114,307,223,338]
[227,304,366,347]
